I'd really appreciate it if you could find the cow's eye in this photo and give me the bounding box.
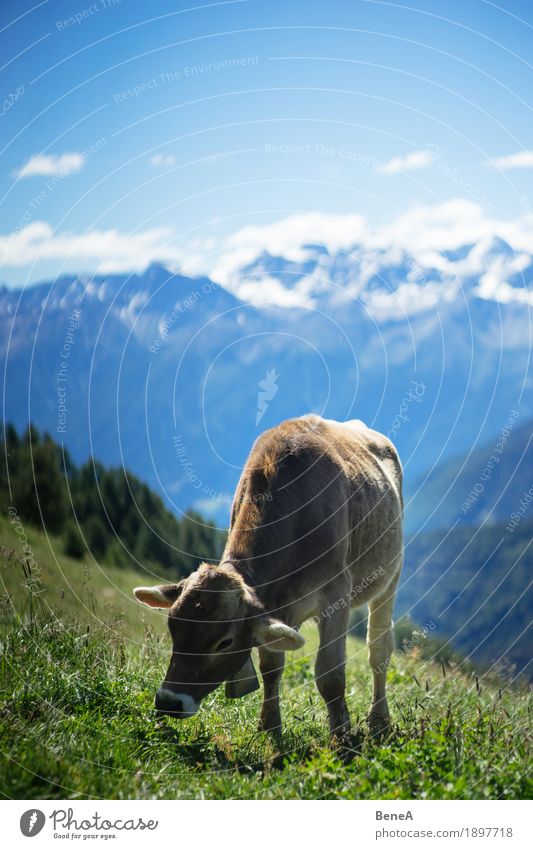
[214,637,234,652]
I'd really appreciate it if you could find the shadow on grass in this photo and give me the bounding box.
[152,713,374,774]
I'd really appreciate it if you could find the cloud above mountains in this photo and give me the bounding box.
[0,221,184,274]
[1,201,532,308]
[206,201,533,297]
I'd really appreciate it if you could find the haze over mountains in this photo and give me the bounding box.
[406,417,533,535]
[400,516,532,676]
[2,217,531,524]
[400,419,532,676]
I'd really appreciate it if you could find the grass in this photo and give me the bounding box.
[0,515,166,640]
[0,517,531,800]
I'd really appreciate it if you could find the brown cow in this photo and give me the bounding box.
[134,415,403,740]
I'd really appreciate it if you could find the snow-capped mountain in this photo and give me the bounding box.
[1,230,532,524]
[217,234,533,316]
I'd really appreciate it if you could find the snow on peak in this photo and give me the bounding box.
[202,203,533,316]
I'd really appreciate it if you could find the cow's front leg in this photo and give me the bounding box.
[258,645,285,733]
[315,605,351,742]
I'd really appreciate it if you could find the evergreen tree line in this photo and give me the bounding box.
[1,424,225,575]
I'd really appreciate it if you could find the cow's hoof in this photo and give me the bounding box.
[367,712,391,741]
[331,727,364,762]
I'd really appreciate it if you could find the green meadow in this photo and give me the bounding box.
[0,516,531,800]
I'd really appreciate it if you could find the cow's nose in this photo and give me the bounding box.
[155,689,183,713]
[155,688,198,718]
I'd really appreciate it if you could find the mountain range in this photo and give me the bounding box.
[1,231,531,526]
[405,417,532,535]
[399,516,532,676]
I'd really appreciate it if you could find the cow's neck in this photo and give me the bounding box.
[218,555,276,611]
[218,556,255,589]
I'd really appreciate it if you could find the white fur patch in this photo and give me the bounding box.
[156,688,198,718]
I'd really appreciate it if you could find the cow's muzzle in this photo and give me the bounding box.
[155,688,199,719]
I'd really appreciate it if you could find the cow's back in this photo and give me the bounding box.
[316,417,403,600]
[226,415,403,618]
[320,417,402,513]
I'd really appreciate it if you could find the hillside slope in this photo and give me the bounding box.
[405,418,533,534]
[0,521,531,800]
[0,516,165,641]
[399,518,533,676]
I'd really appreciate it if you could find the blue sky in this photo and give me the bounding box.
[1,0,533,286]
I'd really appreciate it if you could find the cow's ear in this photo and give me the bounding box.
[253,618,305,652]
[133,583,183,609]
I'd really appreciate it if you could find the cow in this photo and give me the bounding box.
[134,414,403,742]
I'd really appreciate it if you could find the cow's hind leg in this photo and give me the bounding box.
[315,604,351,743]
[258,646,285,733]
[366,571,400,737]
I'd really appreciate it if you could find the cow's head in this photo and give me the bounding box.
[133,563,304,718]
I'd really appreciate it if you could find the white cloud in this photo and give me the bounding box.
[209,212,367,289]
[0,220,184,273]
[232,275,312,308]
[2,201,533,309]
[149,153,176,168]
[14,152,85,179]
[377,199,488,254]
[377,199,533,257]
[375,149,435,175]
[476,269,533,304]
[206,201,497,289]
[362,281,449,319]
[486,150,533,170]
[200,201,533,309]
